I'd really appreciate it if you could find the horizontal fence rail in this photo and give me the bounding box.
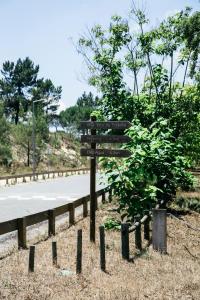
[128,198,168,234]
[0,167,90,186]
[0,187,110,250]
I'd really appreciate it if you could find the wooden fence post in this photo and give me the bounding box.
[18,217,27,249]
[152,209,167,254]
[99,225,106,271]
[83,199,88,218]
[121,223,129,260]
[52,241,57,266]
[135,215,142,251]
[108,189,112,203]
[28,246,35,273]
[144,210,150,241]
[48,209,56,236]
[69,203,75,226]
[102,192,106,204]
[76,229,82,274]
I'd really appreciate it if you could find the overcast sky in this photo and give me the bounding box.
[0,0,199,111]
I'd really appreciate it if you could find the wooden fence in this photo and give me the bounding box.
[27,207,167,274]
[0,187,110,250]
[121,207,167,261]
[0,167,90,186]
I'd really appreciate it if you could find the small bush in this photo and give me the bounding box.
[103,218,121,231]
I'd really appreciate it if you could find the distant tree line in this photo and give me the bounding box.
[59,91,99,132]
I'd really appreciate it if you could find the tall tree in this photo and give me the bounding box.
[76,91,98,107]
[78,7,200,160]
[31,78,62,123]
[0,102,11,165]
[77,4,198,218]
[0,57,39,124]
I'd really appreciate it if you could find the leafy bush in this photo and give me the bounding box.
[103,217,121,231]
[102,119,194,221]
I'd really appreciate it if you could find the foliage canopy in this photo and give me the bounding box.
[78,5,199,218]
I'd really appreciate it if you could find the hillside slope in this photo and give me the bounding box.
[0,131,87,176]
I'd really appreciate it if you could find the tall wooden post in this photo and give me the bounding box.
[52,241,57,266]
[76,229,82,274]
[144,210,150,241]
[80,120,132,242]
[18,217,27,249]
[28,246,35,273]
[152,209,167,254]
[48,209,56,236]
[90,115,96,242]
[99,225,106,271]
[121,223,129,260]
[135,215,142,251]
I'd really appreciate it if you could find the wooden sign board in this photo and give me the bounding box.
[79,121,131,130]
[81,135,131,144]
[80,148,131,158]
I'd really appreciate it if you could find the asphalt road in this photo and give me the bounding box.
[0,173,105,222]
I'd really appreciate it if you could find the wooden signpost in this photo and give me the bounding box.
[80,148,131,157]
[81,135,131,144]
[80,116,131,242]
[80,121,131,130]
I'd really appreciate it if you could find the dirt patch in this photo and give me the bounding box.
[0,203,199,300]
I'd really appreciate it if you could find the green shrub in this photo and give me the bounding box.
[103,218,121,231]
[102,119,194,221]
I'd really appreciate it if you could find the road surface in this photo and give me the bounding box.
[0,173,105,222]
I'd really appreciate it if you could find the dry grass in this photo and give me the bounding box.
[0,203,199,300]
[176,191,200,199]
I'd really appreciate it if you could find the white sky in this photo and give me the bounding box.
[0,0,199,110]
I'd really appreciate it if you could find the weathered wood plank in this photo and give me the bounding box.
[54,203,70,216]
[80,121,131,130]
[121,223,129,260]
[81,135,131,144]
[48,209,56,236]
[18,217,27,249]
[152,209,167,254]
[28,246,35,273]
[80,148,131,157]
[69,203,75,226]
[0,219,18,235]
[26,211,48,226]
[52,241,57,266]
[99,225,106,271]
[76,229,82,274]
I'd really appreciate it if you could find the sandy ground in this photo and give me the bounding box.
[0,202,199,300]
